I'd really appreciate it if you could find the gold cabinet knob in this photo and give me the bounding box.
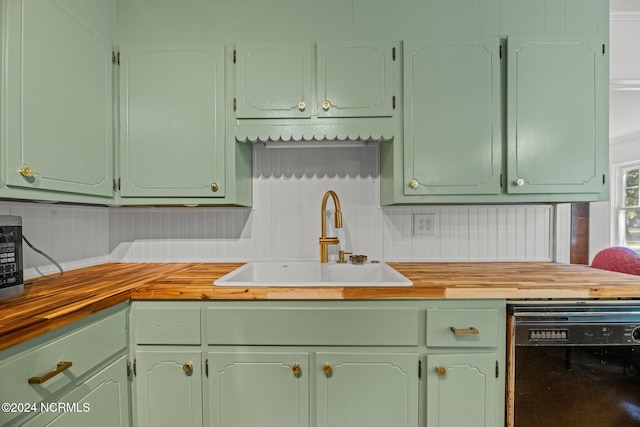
[211,183,219,192]
[515,178,525,186]
[409,180,419,189]
[298,101,306,111]
[323,363,333,377]
[291,364,302,377]
[322,101,330,111]
[183,361,193,375]
[436,366,447,377]
[19,167,34,178]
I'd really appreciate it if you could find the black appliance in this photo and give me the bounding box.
[508,302,640,427]
[0,215,23,299]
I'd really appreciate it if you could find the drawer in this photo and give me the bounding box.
[0,308,127,425]
[206,307,419,346]
[426,308,498,348]
[133,306,201,345]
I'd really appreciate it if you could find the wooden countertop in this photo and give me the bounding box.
[2,261,640,351]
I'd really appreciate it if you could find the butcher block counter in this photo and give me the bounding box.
[1,261,640,351]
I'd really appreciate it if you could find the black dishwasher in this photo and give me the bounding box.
[508,302,640,427]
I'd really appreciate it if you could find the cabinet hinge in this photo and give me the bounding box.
[205,359,209,377]
[113,178,121,191]
[126,360,131,378]
[392,95,396,110]
[495,361,499,378]
[602,44,606,56]
[118,52,120,65]
[499,45,502,59]
[233,49,236,64]
[500,173,503,188]
[112,51,116,64]
[418,360,422,378]
[603,174,606,185]
[392,47,396,61]
[112,52,120,65]
[133,359,137,377]
[233,98,237,112]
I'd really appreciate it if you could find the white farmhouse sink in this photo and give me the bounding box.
[214,261,412,287]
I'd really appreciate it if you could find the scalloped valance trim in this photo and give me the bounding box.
[235,123,394,143]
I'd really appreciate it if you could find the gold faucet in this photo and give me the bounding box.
[319,190,342,263]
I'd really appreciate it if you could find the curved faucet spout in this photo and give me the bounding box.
[320,190,342,263]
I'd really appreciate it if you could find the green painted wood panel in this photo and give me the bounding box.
[133,306,201,345]
[317,41,394,118]
[135,350,203,427]
[426,308,499,348]
[22,356,130,427]
[426,353,497,427]
[316,352,419,427]
[208,352,309,427]
[507,36,608,194]
[3,0,114,197]
[236,42,312,119]
[120,44,226,198]
[205,306,419,345]
[403,39,501,196]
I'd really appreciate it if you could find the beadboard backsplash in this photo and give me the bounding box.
[2,144,554,278]
[110,145,553,263]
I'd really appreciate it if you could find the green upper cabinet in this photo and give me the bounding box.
[119,44,227,199]
[118,43,253,207]
[403,39,501,196]
[316,41,394,118]
[234,40,396,142]
[1,0,114,200]
[507,36,608,195]
[235,42,312,119]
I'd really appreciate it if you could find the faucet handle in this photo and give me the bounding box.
[338,251,352,264]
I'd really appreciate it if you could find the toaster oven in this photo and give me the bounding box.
[0,215,23,299]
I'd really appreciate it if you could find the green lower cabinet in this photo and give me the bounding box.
[22,356,130,427]
[426,353,498,427]
[316,352,419,427]
[134,350,203,427]
[207,352,309,427]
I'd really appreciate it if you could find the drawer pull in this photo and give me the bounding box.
[28,361,72,384]
[450,326,479,335]
[436,366,447,377]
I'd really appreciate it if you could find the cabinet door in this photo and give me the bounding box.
[119,44,226,198]
[135,350,202,427]
[235,42,312,119]
[3,0,114,197]
[403,39,502,196]
[317,41,394,118]
[316,352,419,427]
[507,36,608,194]
[426,353,497,427]
[208,352,309,427]
[22,355,130,427]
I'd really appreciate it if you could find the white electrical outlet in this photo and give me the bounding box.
[413,213,437,236]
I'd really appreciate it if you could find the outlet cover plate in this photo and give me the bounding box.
[413,213,437,236]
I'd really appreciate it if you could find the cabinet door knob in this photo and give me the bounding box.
[323,363,333,377]
[211,183,219,192]
[291,364,302,377]
[298,101,306,111]
[28,361,73,384]
[183,361,193,375]
[436,366,447,377]
[322,101,330,111]
[409,180,419,189]
[19,167,34,178]
[515,178,525,186]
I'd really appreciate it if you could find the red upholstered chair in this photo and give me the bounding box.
[591,247,640,276]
